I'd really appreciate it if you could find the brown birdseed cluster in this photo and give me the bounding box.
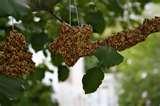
[49,23,98,66]
[98,16,160,51]
[49,17,160,66]
[0,30,35,77]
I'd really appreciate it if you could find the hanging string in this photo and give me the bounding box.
[68,0,80,26]
[69,0,72,25]
[74,0,80,26]
[11,17,14,30]
[126,0,132,27]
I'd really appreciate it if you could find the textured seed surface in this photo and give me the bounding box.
[0,30,35,77]
[49,23,98,66]
[49,17,160,66]
[98,16,160,51]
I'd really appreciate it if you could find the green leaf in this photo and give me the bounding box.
[138,0,151,7]
[0,29,5,41]
[0,94,12,106]
[153,0,160,3]
[85,56,99,70]
[27,65,47,82]
[29,0,62,11]
[100,0,123,16]
[0,75,25,100]
[95,46,124,68]
[82,67,104,94]
[84,9,106,33]
[30,33,49,52]
[0,0,29,17]
[51,53,64,66]
[58,65,70,82]
[45,20,59,40]
[0,17,8,29]
[14,82,54,106]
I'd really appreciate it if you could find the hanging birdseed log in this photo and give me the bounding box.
[49,17,160,67]
[0,30,35,77]
[97,16,160,51]
[49,23,98,66]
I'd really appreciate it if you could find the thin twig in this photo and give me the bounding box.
[48,10,64,22]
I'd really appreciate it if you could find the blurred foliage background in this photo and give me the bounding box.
[0,0,160,106]
[117,33,160,106]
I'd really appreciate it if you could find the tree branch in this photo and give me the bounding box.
[48,10,64,22]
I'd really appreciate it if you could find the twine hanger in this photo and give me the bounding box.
[68,0,80,26]
[11,17,15,30]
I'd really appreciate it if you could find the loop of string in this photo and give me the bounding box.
[68,0,80,26]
